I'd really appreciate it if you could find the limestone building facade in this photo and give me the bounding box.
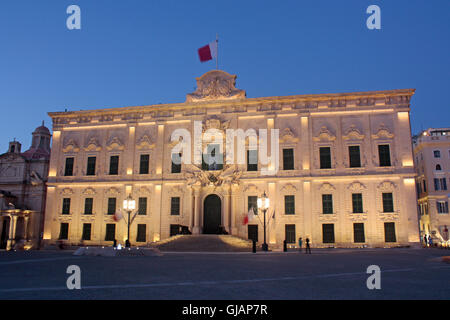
[413,128,450,245]
[0,124,51,249]
[43,70,420,248]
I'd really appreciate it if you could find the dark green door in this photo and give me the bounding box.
[203,195,221,234]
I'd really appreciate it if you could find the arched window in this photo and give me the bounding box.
[436,164,442,171]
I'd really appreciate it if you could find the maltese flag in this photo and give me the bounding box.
[243,207,255,225]
[113,209,123,222]
[198,40,218,62]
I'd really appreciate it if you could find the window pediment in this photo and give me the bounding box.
[279,128,299,144]
[62,139,80,153]
[377,180,397,191]
[136,134,155,150]
[372,124,394,140]
[82,187,96,195]
[60,188,74,196]
[84,138,102,152]
[343,126,365,141]
[347,181,367,192]
[313,126,336,142]
[106,137,125,151]
[280,183,297,193]
[319,182,336,192]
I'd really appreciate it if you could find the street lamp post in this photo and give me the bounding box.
[123,194,136,248]
[257,191,270,252]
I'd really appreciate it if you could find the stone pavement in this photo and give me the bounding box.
[0,247,449,299]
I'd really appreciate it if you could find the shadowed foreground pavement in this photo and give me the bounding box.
[0,248,448,300]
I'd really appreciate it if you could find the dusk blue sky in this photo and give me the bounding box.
[0,1,449,152]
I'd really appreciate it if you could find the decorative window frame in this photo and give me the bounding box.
[136,186,152,217]
[168,186,184,220]
[59,188,74,217]
[136,152,153,175]
[61,156,77,177]
[371,125,396,168]
[317,182,338,221]
[104,187,121,217]
[313,126,337,171]
[81,187,97,216]
[244,184,260,217]
[280,183,298,215]
[376,181,400,220]
[346,182,369,220]
[342,125,367,170]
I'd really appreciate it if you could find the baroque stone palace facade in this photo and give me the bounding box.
[413,128,450,244]
[43,70,420,248]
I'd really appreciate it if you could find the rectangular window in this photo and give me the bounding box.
[109,155,119,175]
[322,224,335,243]
[171,153,182,173]
[440,178,447,191]
[382,193,394,212]
[378,145,391,166]
[59,223,69,240]
[348,146,361,168]
[84,198,93,215]
[138,197,147,215]
[285,224,296,244]
[322,194,333,214]
[64,157,74,176]
[248,225,258,242]
[248,196,258,215]
[319,147,332,169]
[353,223,365,243]
[434,178,440,191]
[247,150,258,171]
[139,154,149,174]
[107,198,116,215]
[285,195,295,215]
[434,150,441,158]
[136,224,146,242]
[62,198,71,215]
[384,222,396,242]
[105,224,116,241]
[283,149,294,170]
[437,201,449,214]
[86,157,96,175]
[82,223,91,241]
[352,193,363,213]
[202,144,223,171]
[171,197,180,215]
[423,180,427,193]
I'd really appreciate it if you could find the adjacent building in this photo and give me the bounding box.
[43,70,420,248]
[0,123,51,249]
[413,128,450,244]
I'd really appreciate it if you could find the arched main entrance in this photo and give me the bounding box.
[203,194,221,234]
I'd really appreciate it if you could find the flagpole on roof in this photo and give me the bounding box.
[216,33,219,70]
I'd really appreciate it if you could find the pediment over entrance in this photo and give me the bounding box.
[186,70,246,102]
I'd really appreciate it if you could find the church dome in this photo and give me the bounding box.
[33,124,51,136]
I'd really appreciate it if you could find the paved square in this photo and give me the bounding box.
[0,248,449,299]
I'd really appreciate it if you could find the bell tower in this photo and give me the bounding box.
[8,139,21,154]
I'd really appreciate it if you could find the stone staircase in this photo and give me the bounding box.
[150,235,253,252]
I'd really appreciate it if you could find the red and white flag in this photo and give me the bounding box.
[243,207,255,225]
[113,209,123,222]
[198,40,218,62]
